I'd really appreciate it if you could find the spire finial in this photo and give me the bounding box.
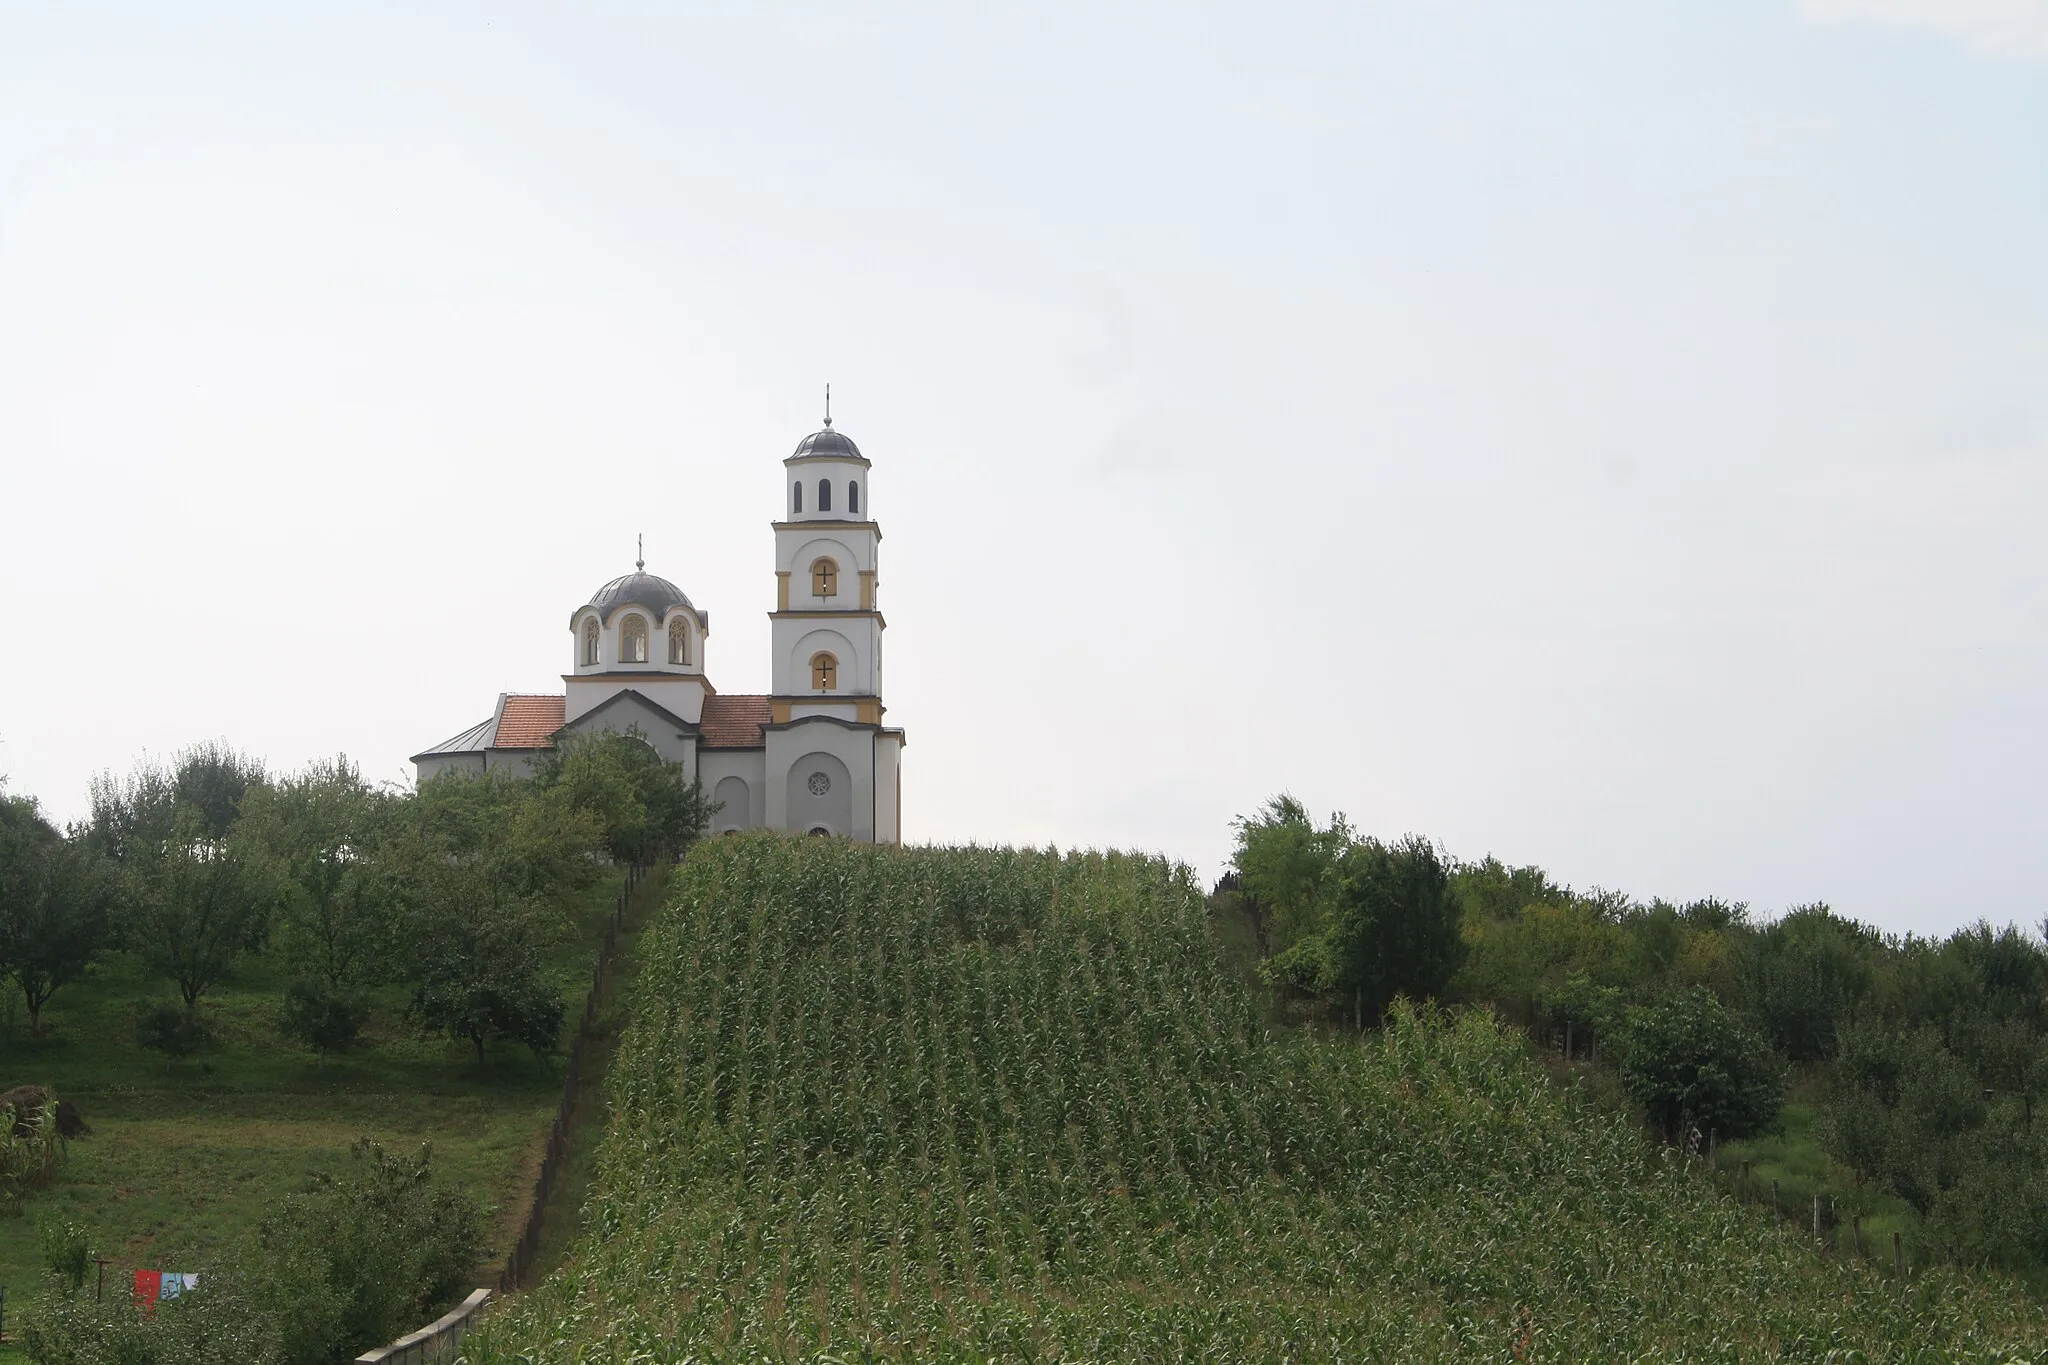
[823,382,832,428]
[636,533,644,573]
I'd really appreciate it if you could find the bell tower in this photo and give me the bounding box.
[770,394,885,724]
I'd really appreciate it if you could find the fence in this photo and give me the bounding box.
[497,860,648,1291]
[351,1288,492,1364]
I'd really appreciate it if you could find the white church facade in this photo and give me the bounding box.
[412,416,904,842]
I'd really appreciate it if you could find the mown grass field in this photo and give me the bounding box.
[469,837,2048,1363]
[0,868,648,1362]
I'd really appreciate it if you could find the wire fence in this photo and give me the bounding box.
[498,860,648,1292]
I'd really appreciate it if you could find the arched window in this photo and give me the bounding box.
[811,557,839,598]
[810,651,838,690]
[620,615,648,664]
[817,479,832,512]
[792,482,803,514]
[668,617,690,665]
[581,618,600,666]
[848,481,859,515]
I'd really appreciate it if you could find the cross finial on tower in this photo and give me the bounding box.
[636,533,644,572]
[823,383,832,428]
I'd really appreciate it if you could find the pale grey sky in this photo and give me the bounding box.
[3,1,2044,934]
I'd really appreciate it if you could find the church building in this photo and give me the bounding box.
[412,414,904,842]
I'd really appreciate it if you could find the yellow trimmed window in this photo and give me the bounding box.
[811,651,838,690]
[811,557,839,598]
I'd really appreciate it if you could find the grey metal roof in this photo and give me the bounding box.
[585,571,694,624]
[415,714,496,758]
[790,427,864,460]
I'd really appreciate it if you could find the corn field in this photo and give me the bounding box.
[464,837,2048,1363]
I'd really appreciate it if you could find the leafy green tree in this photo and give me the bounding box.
[132,1000,213,1067]
[1265,834,1465,1028]
[1617,987,1784,1140]
[0,794,114,1033]
[1735,903,1882,1062]
[122,814,277,1009]
[409,770,605,901]
[1229,795,1349,959]
[277,978,372,1060]
[534,728,712,863]
[254,1139,484,1365]
[238,757,398,991]
[85,742,267,859]
[407,867,563,1065]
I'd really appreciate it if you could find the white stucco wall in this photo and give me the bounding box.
[563,674,710,726]
[559,691,699,776]
[568,605,706,679]
[783,458,871,523]
[875,733,902,844]
[698,748,768,829]
[764,719,877,839]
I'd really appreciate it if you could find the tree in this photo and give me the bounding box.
[0,793,114,1033]
[85,742,267,860]
[1229,795,1350,959]
[238,757,397,991]
[407,869,563,1065]
[534,728,713,863]
[1264,833,1466,1028]
[123,813,276,1009]
[1617,987,1784,1141]
[255,1139,483,1365]
[277,978,372,1061]
[1735,903,1882,1063]
[409,770,605,901]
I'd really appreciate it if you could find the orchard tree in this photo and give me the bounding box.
[1618,987,1784,1141]
[1229,795,1350,959]
[124,812,277,1010]
[0,789,115,1033]
[238,756,397,991]
[406,866,563,1066]
[534,727,713,863]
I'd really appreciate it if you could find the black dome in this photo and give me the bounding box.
[586,571,693,623]
[791,427,864,459]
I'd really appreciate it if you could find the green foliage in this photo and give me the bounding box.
[119,812,277,1009]
[40,1219,92,1291]
[22,1270,282,1365]
[533,727,713,863]
[409,770,605,901]
[1228,794,1349,958]
[1616,987,1785,1140]
[467,837,2046,1363]
[406,871,564,1065]
[132,1000,213,1065]
[1265,833,1465,1025]
[0,798,115,1034]
[1,1093,64,1211]
[236,757,398,991]
[276,978,371,1059]
[253,1138,484,1365]
[1735,903,1882,1062]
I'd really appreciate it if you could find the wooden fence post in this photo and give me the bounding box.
[1772,1179,1780,1219]
[1893,1230,1903,1277]
[1813,1194,1821,1241]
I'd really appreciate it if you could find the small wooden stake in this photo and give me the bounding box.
[1772,1179,1780,1219]
[1853,1214,1864,1258]
[1893,1230,1904,1277]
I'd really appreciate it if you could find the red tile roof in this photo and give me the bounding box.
[494,695,566,749]
[699,694,772,748]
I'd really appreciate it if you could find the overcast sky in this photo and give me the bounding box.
[3,1,2044,935]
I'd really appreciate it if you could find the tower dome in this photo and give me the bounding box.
[585,570,693,624]
[790,427,865,461]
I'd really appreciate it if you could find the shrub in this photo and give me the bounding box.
[277,979,371,1059]
[1618,987,1784,1141]
[132,1001,211,1067]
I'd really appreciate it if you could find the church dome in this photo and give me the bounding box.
[791,426,864,460]
[587,570,693,623]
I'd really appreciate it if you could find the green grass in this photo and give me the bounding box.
[0,867,647,1362]
[468,838,2048,1363]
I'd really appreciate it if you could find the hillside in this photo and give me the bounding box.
[469,837,2048,1363]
